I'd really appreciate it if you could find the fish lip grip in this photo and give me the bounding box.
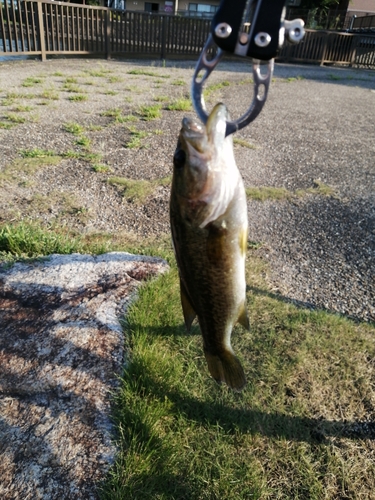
[191,0,305,137]
[191,34,274,138]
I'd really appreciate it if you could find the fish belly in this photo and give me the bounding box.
[171,186,248,390]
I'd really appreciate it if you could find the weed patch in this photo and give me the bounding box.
[107,176,170,203]
[246,181,336,201]
[4,113,26,124]
[128,69,169,78]
[74,136,91,148]
[203,80,230,98]
[92,163,112,173]
[69,94,88,102]
[233,138,256,149]
[22,77,43,87]
[41,89,59,100]
[63,122,85,135]
[138,104,162,121]
[165,98,192,111]
[246,186,292,201]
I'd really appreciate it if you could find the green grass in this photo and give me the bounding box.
[154,96,169,102]
[246,182,336,201]
[165,98,192,112]
[0,222,83,258]
[246,186,292,201]
[171,79,186,86]
[62,151,102,163]
[233,138,256,149]
[40,89,60,100]
[92,163,112,173]
[63,122,85,135]
[68,94,88,102]
[0,121,14,129]
[1,218,374,499]
[19,148,57,158]
[138,104,162,121]
[22,77,43,87]
[12,104,33,112]
[5,91,35,100]
[285,76,305,82]
[87,125,103,132]
[63,82,86,93]
[128,69,170,78]
[124,127,149,149]
[0,150,62,184]
[64,77,78,84]
[4,113,26,124]
[108,75,122,83]
[74,136,91,148]
[101,108,138,124]
[296,180,336,197]
[98,246,375,499]
[85,68,112,77]
[107,176,170,203]
[203,80,230,98]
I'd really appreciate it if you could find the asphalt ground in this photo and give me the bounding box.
[0,57,374,321]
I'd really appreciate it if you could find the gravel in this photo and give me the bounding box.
[0,57,374,322]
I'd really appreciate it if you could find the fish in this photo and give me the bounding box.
[170,102,250,391]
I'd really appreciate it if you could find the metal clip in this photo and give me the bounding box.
[191,34,274,137]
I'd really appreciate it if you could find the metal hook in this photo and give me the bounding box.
[191,34,274,137]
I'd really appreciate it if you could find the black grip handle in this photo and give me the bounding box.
[212,0,287,60]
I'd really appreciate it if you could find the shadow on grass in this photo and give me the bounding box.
[126,350,375,444]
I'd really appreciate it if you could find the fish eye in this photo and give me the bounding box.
[173,149,186,169]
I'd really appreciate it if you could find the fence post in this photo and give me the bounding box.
[161,15,167,60]
[349,34,358,67]
[105,9,111,59]
[36,0,46,61]
[320,32,329,66]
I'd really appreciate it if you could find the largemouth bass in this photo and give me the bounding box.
[170,103,250,391]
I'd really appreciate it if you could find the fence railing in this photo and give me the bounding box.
[351,14,375,31]
[1,0,375,69]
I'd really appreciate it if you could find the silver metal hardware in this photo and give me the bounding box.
[215,22,232,39]
[191,35,274,137]
[284,19,305,44]
[239,33,249,45]
[254,32,271,48]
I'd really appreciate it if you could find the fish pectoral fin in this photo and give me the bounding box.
[180,280,196,332]
[238,303,250,331]
[204,349,246,392]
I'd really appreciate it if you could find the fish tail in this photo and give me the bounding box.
[204,349,246,392]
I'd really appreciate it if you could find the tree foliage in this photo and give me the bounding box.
[299,0,341,11]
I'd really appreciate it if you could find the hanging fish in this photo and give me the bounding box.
[170,103,250,391]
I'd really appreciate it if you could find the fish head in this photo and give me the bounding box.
[172,103,232,204]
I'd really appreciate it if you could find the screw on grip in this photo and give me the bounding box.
[212,0,304,60]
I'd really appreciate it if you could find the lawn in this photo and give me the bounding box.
[1,223,374,499]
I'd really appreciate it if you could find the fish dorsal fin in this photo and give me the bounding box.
[238,303,250,331]
[180,280,196,332]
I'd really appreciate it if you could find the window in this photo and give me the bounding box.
[145,2,159,12]
[188,3,218,14]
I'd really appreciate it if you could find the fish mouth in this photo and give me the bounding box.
[180,104,228,154]
[181,117,206,153]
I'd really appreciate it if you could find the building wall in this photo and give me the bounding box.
[125,0,220,14]
[347,0,375,13]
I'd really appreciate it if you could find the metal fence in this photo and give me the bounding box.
[351,13,375,31]
[1,0,375,69]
